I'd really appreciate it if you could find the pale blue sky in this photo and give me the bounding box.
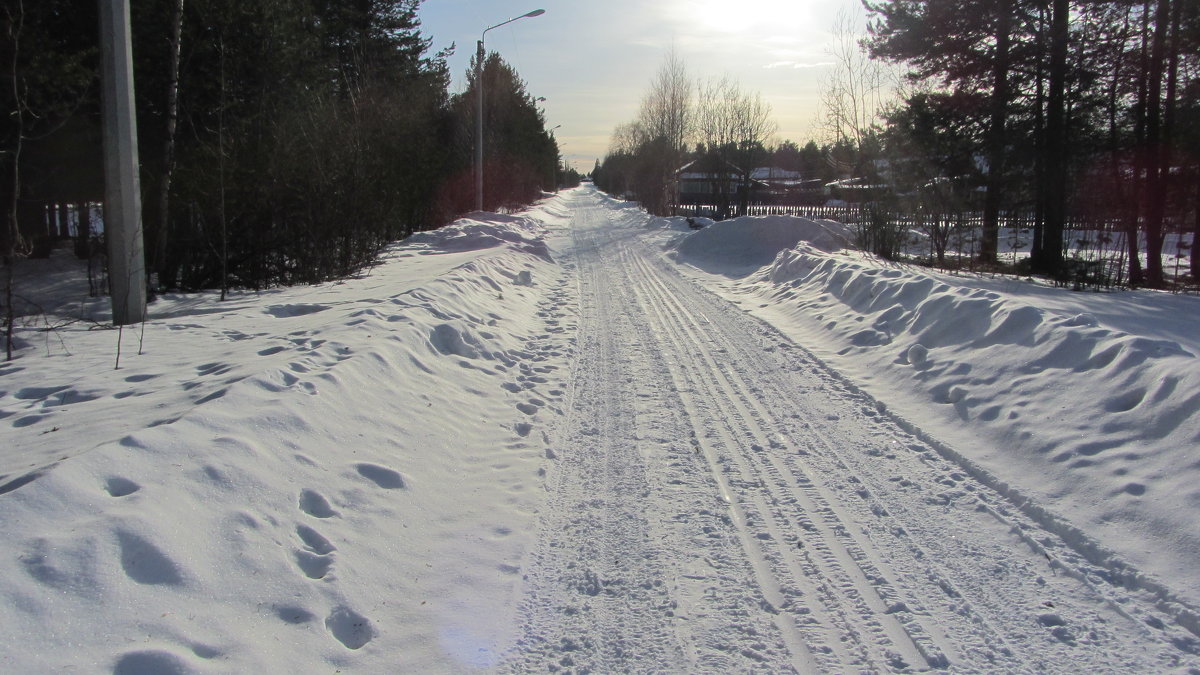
[418,0,864,172]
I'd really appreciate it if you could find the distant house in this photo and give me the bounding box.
[872,155,988,199]
[676,159,745,204]
[752,167,827,205]
[675,158,769,218]
[826,177,888,203]
[750,167,802,182]
[10,113,104,248]
[676,161,847,213]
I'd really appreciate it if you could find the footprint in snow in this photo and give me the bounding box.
[104,476,140,497]
[192,388,229,405]
[21,537,101,594]
[294,524,336,579]
[123,373,159,383]
[13,384,71,400]
[299,488,337,518]
[296,524,335,555]
[264,303,330,318]
[354,463,405,489]
[275,604,317,624]
[0,471,44,495]
[195,362,233,377]
[116,530,184,586]
[11,414,48,429]
[429,324,480,359]
[326,606,374,649]
[1123,482,1147,496]
[113,650,191,675]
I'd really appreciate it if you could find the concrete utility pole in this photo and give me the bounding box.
[99,0,147,325]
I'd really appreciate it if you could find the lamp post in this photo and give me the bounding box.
[476,9,546,212]
[549,124,561,190]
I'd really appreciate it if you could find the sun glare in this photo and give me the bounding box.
[687,0,814,36]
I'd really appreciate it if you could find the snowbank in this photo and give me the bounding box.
[671,215,851,275]
[0,198,575,671]
[729,245,1200,611]
[631,201,1200,630]
[405,211,552,261]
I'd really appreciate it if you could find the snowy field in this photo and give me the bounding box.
[1,186,1199,672]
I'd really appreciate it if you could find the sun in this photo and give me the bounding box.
[686,0,815,36]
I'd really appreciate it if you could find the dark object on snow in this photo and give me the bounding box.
[687,217,705,230]
[29,236,54,259]
[1057,259,1108,291]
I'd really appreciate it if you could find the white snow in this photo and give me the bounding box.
[673,215,851,273]
[2,186,1199,672]
[1,209,570,671]
[655,212,1200,612]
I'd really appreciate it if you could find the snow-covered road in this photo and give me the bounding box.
[3,187,1198,672]
[503,190,1198,672]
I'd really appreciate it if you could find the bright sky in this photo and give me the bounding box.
[418,0,865,173]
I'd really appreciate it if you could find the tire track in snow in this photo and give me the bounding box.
[501,203,691,673]
[627,246,934,671]
[632,247,990,668]
[502,192,1200,673]
[630,230,1199,672]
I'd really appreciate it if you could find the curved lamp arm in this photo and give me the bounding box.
[482,9,546,42]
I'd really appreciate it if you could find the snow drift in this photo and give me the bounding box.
[405,212,553,261]
[640,204,1200,628]
[0,200,575,671]
[4,187,1200,670]
[720,243,1200,615]
[670,215,851,274]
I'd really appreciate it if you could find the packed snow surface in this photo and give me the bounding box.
[671,222,1200,598]
[2,186,1199,672]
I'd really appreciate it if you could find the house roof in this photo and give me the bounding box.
[827,177,887,190]
[676,158,745,176]
[750,167,803,181]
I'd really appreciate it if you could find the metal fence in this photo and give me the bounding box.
[673,202,1195,290]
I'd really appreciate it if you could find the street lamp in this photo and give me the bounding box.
[476,9,546,212]
[549,124,561,190]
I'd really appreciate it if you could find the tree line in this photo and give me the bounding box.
[597,2,1197,287]
[1,0,565,295]
[593,51,780,221]
[865,0,1199,286]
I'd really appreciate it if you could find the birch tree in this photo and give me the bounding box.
[635,48,692,214]
[695,77,776,217]
[818,7,892,150]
